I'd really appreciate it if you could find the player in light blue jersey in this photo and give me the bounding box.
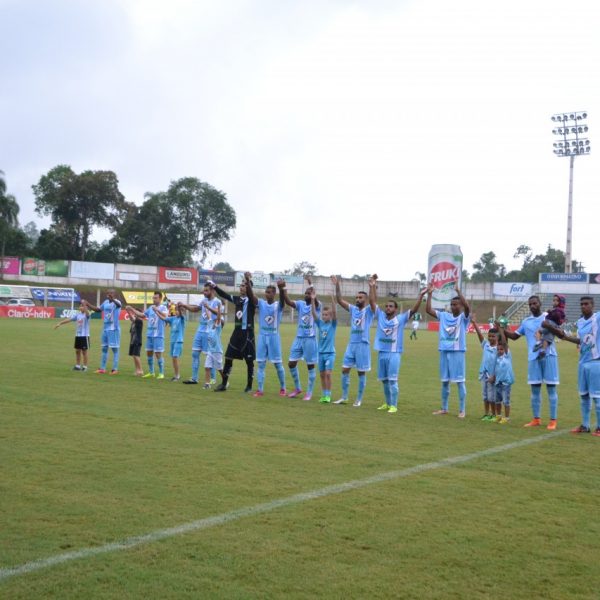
[247,281,287,397]
[312,293,337,404]
[88,290,122,374]
[332,274,376,407]
[128,291,169,379]
[155,302,186,381]
[280,277,321,401]
[504,295,561,430]
[562,296,600,436]
[426,283,471,418]
[54,300,91,371]
[180,283,221,385]
[372,285,428,414]
[471,317,499,421]
[202,301,224,389]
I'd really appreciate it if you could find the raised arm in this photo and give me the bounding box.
[330,294,337,321]
[454,285,470,317]
[470,314,484,344]
[309,288,319,321]
[86,299,101,313]
[213,282,234,304]
[330,275,350,312]
[277,279,296,309]
[240,272,257,306]
[541,319,565,338]
[368,274,378,312]
[409,288,428,318]
[497,325,508,348]
[425,282,437,319]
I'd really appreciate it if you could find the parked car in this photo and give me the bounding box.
[6,298,36,306]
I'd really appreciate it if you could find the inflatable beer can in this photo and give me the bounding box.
[428,245,463,310]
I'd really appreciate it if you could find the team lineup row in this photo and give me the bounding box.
[54,274,600,434]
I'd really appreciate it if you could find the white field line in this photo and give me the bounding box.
[0,430,565,582]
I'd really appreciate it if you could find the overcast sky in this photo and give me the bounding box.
[2,0,599,280]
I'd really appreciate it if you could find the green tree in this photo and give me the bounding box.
[471,251,506,283]
[22,221,40,246]
[111,177,236,266]
[504,244,577,282]
[212,261,234,271]
[284,261,318,277]
[0,171,20,280]
[32,165,131,260]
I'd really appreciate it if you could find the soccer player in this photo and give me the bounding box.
[180,283,221,385]
[212,272,256,392]
[332,274,376,407]
[125,305,144,376]
[279,277,320,400]
[128,291,168,379]
[504,295,560,430]
[312,292,337,404]
[409,311,422,340]
[372,284,428,413]
[200,300,224,389]
[561,296,600,436]
[471,317,498,421]
[155,302,186,381]
[88,290,122,375]
[426,283,471,419]
[248,281,286,397]
[54,300,91,371]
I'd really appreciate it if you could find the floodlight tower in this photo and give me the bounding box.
[551,111,591,273]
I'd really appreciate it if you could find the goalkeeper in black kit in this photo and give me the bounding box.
[210,271,256,392]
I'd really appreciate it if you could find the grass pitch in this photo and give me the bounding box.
[1,319,599,599]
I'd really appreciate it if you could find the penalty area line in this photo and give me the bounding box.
[0,430,566,582]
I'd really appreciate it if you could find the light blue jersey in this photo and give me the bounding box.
[199,298,221,332]
[349,305,375,344]
[494,351,515,385]
[145,305,168,338]
[208,325,223,354]
[258,299,283,335]
[71,312,90,337]
[374,308,410,353]
[294,300,320,338]
[100,299,121,331]
[516,313,557,361]
[576,312,600,364]
[479,341,497,379]
[435,310,470,352]
[316,319,337,354]
[166,315,186,344]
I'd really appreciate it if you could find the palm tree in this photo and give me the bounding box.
[0,170,20,280]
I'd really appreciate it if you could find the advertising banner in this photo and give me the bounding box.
[70,260,115,280]
[0,256,20,275]
[0,285,33,299]
[31,287,81,303]
[198,270,236,286]
[235,271,269,289]
[0,305,55,319]
[492,282,532,298]
[21,258,68,276]
[166,293,206,305]
[122,290,154,304]
[540,272,587,283]
[159,267,198,286]
[589,274,600,284]
[272,273,304,284]
[57,308,79,319]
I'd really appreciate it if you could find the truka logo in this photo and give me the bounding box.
[301,315,311,324]
[265,315,274,325]
[430,262,459,289]
[383,327,393,336]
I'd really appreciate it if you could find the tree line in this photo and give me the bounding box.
[0,166,236,269]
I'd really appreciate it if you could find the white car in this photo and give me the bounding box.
[7,298,36,306]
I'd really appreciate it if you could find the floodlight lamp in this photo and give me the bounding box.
[584,126,588,132]
[569,113,575,119]
[582,112,587,118]
[585,140,590,145]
